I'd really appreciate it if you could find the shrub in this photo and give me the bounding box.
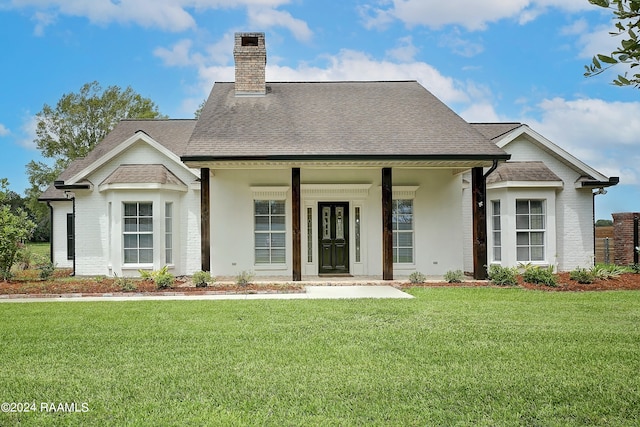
[192,271,212,288]
[115,274,137,292]
[629,263,640,274]
[591,264,627,280]
[408,271,426,284]
[139,265,174,289]
[522,265,557,287]
[236,270,255,286]
[444,270,464,283]
[487,265,518,286]
[38,261,56,280]
[570,268,595,284]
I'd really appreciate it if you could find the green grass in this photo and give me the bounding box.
[25,242,50,260]
[1,288,639,426]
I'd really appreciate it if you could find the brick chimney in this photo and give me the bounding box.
[233,32,266,96]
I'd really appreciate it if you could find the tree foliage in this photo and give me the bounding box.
[585,0,640,87]
[0,179,36,280]
[25,81,164,240]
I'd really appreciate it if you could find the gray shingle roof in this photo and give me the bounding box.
[39,119,196,200]
[471,123,524,141]
[184,81,509,160]
[100,164,186,187]
[487,161,563,184]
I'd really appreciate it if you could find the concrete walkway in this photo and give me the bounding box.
[0,285,413,303]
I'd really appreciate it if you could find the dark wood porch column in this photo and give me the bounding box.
[472,167,488,280]
[292,167,301,281]
[382,167,393,280]
[200,168,211,272]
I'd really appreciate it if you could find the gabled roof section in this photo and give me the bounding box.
[472,123,618,188]
[99,164,187,192]
[183,81,509,164]
[39,119,197,200]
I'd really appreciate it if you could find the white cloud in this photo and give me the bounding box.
[362,0,594,31]
[247,7,312,42]
[193,47,480,107]
[7,0,300,33]
[438,29,484,57]
[385,36,418,62]
[18,115,38,150]
[522,97,640,185]
[0,124,10,137]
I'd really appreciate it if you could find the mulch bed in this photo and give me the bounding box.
[2,269,640,297]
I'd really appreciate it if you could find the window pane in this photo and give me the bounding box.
[124,234,137,249]
[392,248,398,263]
[124,249,137,263]
[165,203,172,217]
[517,247,529,262]
[493,231,501,243]
[492,200,500,215]
[254,200,269,215]
[397,214,413,230]
[271,232,286,248]
[516,200,529,214]
[271,215,285,231]
[516,215,529,229]
[139,203,152,217]
[531,215,544,229]
[124,203,137,216]
[517,232,529,245]
[395,200,413,214]
[530,232,544,245]
[124,218,137,232]
[165,234,172,249]
[492,216,501,230]
[493,247,502,261]
[139,234,153,249]
[398,248,413,263]
[531,246,544,261]
[139,218,153,232]
[271,249,286,263]
[139,249,153,263]
[270,200,285,215]
[255,216,270,231]
[165,249,172,264]
[255,249,270,264]
[397,232,413,247]
[255,233,270,248]
[530,201,543,214]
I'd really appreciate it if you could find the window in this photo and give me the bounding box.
[355,207,361,263]
[516,200,545,262]
[491,201,501,262]
[123,202,153,264]
[66,213,74,260]
[392,199,413,263]
[307,207,313,263]
[165,202,173,264]
[254,200,286,264]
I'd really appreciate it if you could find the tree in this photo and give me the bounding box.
[25,81,164,240]
[0,179,36,280]
[585,0,640,87]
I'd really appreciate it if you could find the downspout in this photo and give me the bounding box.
[46,202,54,264]
[483,159,499,180]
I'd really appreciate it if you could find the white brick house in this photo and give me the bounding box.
[40,32,617,279]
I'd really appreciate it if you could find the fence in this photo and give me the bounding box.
[595,226,614,264]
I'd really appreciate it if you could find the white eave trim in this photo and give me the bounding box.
[98,182,188,193]
[301,183,372,199]
[487,180,564,190]
[66,132,199,185]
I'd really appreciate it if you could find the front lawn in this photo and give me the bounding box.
[1,288,639,425]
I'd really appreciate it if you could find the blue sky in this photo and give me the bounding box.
[0,0,638,220]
